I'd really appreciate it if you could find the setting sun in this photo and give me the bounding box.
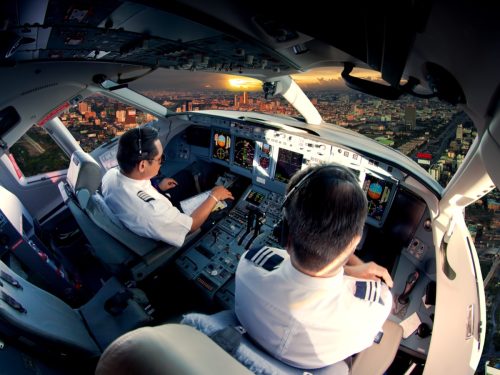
[227,76,262,91]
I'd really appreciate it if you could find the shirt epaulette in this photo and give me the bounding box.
[244,246,284,271]
[354,280,385,305]
[137,190,155,203]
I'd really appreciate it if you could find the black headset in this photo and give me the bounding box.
[273,165,341,248]
[137,127,143,158]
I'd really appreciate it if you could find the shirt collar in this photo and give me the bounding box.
[116,168,151,188]
[282,258,344,291]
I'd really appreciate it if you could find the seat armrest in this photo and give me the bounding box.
[351,319,403,375]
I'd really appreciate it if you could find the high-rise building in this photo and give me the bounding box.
[78,102,89,115]
[405,105,416,129]
[242,91,248,105]
[429,165,441,181]
[116,110,126,123]
[456,124,463,140]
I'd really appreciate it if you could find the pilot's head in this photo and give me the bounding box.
[116,127,165,178]
[284,163,367,276]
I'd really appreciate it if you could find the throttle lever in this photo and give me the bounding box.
[398,270,420,305]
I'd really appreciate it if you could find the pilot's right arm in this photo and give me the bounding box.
[344,254,394,288]
[189,185,233,231]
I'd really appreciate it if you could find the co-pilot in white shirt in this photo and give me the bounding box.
[235,247,392,369]
[101,168,192,247]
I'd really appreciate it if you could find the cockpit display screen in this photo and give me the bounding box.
[212,129,231,162]
[234,137,255,170]
[274,148,303,183]
[362,175,394,223]
[245,190,266,206]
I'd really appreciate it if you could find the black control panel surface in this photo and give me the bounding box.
[176,184,283,307]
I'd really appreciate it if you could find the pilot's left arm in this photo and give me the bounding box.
[151,175,178,192]
[157,177,178,191]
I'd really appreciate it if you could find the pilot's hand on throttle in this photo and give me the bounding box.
[210,185,234,201]
[158,178,178,191]
[344,261,394,288]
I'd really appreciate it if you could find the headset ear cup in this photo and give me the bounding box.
[273,218,289,249]
[280,218,289,248]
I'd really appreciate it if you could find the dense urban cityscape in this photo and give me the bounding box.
[11,88,500,372]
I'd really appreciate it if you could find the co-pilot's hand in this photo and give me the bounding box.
[158,178,178,191]
[211,185,234,201]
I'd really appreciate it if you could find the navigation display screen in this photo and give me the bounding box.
[274,148,303,183]
[362,175,394,223]
[212,129,231,162]
[234,137,255,170]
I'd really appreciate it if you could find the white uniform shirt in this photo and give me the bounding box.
[101,168,193,247]
[235,246,392,369]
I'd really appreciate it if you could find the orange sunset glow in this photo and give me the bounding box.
[224,67,382,91]
[131,67,383,91]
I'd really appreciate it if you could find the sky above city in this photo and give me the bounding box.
[129,67,382,92]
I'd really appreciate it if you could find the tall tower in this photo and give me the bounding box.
[404,105,416,129]
[456,124,463,140]
[242,91,248,104]
[78,102,89,115]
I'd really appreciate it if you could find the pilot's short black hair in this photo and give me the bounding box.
[285,163,367,272]
[116,127,160,174]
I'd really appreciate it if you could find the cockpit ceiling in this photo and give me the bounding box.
[0,1,299,77]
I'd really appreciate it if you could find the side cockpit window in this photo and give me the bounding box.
[9,126,69,177]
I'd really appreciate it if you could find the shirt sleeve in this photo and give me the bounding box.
[142,197,193,247]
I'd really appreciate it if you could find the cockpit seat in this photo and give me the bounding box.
[95,324,253,375]
[0,259,151,360]
[181,310,350,374]
[59,150,190,281]
[181,310,402,375]
[96,309,402,375]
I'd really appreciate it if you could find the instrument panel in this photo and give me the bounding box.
[202,117,399,228]
[173,114,409,308]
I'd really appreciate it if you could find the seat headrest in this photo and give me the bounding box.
[95,324,252,375]
[67,150,101,208]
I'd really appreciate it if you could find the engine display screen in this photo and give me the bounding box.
[362,175,394,223]
[257,142,272,175]
[212,129,231,162]
[245,190,266,206]
[233,137,255,170]
[274,148,303,183]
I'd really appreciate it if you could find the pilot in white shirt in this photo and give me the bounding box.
[102,167,192,247]
[235,164,393,369]
[101,127,233,247]
[235,247,392,369]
